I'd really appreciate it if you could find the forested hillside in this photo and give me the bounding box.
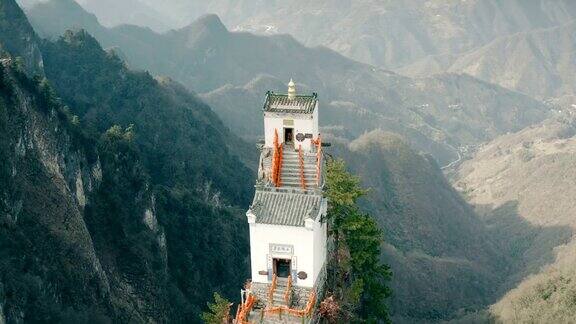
[0,0,254,321]
[0,0,43,75]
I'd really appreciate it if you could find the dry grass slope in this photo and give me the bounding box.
[454,114,576,322]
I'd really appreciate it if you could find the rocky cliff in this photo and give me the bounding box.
[0,0,254,321]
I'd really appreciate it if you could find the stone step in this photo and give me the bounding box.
[280,173,315,179]
[280,172,316,177]
[280,175,315,181]
[273,292,287,299]
[281,172,315,177]
[282,156,316,162]
[280,176,315,182]
[281,167,314,171]
[281,156,313,161]
[281,164,316,171]
[280,181,316,187]
[279,184,316,189]
[281,167,316,172]
[281,157,315,162]
[282,154,315,160]
[281,172,316,178]
[282,150,315,155]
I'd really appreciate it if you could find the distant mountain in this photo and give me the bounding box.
[25,1,552,165]
[400,21,576,105]
[454,115,576,230]
[86,0,576,71]
[74,0,170,32]
[0,0,255,321]
[453,115,576,322]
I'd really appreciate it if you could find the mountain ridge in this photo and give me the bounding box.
[400,20,576,105]
[24,0,552,165]
[76,0,576,71]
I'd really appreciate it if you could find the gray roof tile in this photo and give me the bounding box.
[263,92,317,114]
[250,190,322,227]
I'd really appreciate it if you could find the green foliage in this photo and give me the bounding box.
[104,124,135,143]
[325,160,367,209]
[0,25,252,323]
[201,292,231,324]
[31,29,252,322]
[0,64,111,323]
[0,0,44,76]
[40,30,254,204]
[325,159,392,323]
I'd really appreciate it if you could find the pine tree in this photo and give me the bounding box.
[324,159,392,323]
[201,292,232,324]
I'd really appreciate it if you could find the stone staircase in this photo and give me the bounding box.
[248,278,305,324]
[270,278,291,307]
[280,147,318,189]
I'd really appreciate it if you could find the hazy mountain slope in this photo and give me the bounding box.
[26,1,551,165]
[401,21,576,104]
[81,0,576,71]
[454,115,576,228]
[452,115,576,322]
[326,131,568,322]
[75,0,169,32]
[20,0,102,39]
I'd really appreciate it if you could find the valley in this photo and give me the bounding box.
[451,114,576,322]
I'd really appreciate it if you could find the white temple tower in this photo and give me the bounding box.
[242,80,327,322]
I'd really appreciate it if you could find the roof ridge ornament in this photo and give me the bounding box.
[288,78,296,100]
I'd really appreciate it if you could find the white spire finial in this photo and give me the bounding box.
[288,78,296,100]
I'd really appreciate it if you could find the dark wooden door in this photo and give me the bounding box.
[274,258,291,278]
[284,128,294,143]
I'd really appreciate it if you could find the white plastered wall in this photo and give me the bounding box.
[264,103,320,152]
[247,199,327,288]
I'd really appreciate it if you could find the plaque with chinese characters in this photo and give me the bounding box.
[269,243,294,255]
